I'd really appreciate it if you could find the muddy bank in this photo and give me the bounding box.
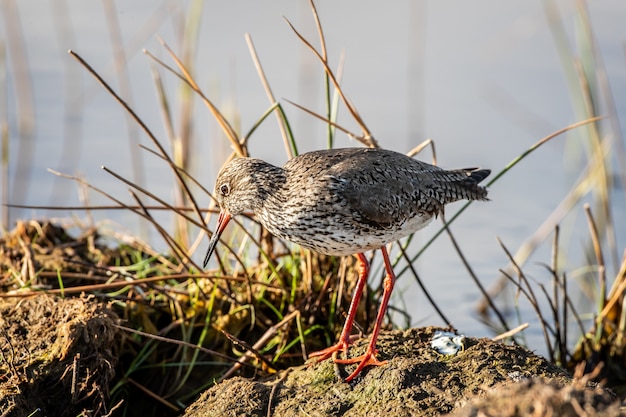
[184,327,624,416]
[0,294,119,417]
[0,294,623,416]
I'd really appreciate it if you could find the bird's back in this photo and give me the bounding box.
[283,147,488,223]
[257,147,488,256]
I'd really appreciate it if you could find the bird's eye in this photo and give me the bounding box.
[219,183,230,196]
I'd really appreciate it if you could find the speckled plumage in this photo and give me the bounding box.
[203,147,490,382]
[207,147,489,257]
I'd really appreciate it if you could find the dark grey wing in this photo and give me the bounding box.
[337,178,412,227]
[327,149,439,227]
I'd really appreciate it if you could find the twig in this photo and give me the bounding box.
[584,204,606,308]
[266,369,291,417]
[398,244,453,328]
[147,39,244,157]
[498,238,555,360]
[283,17,377,148]
[67,50,205,225]
[441,213,510,332]
[245,34,295,158]
[492,323,529,342]
[218,310,299,382]
[114,324,244,364]
[127,378,179,412]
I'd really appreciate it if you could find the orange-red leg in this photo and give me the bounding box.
[311,247,397,382]
[309,253,370,362]
[335,246,396,381]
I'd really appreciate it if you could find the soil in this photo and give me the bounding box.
[0,295,624,417]
[183,327,625,417]
[0,294,119,417]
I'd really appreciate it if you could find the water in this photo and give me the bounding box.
[2,0,625,355]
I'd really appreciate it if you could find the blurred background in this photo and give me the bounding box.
[1,0,625,351]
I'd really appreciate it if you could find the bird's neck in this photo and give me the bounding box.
[246,163,291,237]
[250,163,287,210]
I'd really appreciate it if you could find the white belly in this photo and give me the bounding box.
[279,213,435,256]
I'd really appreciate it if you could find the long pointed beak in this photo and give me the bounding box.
[203,211,232,269]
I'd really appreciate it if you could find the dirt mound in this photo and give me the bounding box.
[0,294,119,417]
[183,326,615,416]
[449,377,624,417]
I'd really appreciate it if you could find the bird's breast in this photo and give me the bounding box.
[256,203,435,256]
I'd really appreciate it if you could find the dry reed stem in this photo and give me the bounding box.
[283,17,377,148]
[475,116,605,314]
[492,323,529,342]
[245,34,293,159]
[146,40,244,157]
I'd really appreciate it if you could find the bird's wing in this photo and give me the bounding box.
[327,152,438,227]
[337,178,410,227]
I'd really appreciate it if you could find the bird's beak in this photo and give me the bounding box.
[203,210,232,269]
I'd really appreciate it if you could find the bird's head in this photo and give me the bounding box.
[203,157,277,268]
[213,157,267,216]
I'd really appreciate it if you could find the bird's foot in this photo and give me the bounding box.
[310,338,387,381]
[335,347,387,382]
[309,339,351,363]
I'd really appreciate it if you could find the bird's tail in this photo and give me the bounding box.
[459,168,490,201]
[438,167,490,203]
[468,168,490,185]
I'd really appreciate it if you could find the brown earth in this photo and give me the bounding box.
[0,294,119,417]
[452,377,624,417]
[183,327,625,417]
[0,294,624,416]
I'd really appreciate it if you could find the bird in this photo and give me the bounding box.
[203,147,490,382]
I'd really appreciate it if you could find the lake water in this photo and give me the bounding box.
[2,0,625,354]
